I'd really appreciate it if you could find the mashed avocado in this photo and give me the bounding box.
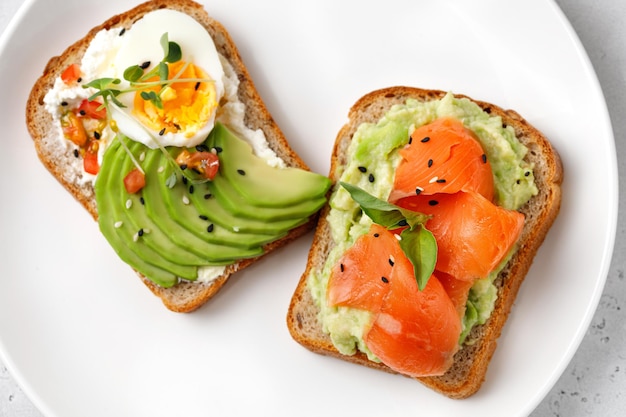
[308,92,537,359]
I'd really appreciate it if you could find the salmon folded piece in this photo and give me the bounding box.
[396,191,525,282]
[328,224,461,377]
[389,117,494,203]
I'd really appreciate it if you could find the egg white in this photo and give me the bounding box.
[110,9,225,148]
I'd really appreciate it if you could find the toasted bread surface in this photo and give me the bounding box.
[26,0,318,313]
[286,86,563,398]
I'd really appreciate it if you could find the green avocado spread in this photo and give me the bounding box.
[307,92,537,360]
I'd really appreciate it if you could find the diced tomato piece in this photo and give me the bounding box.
[60,64,81,85]
[78,99,107,120]
[123,168,145,194]
[176,149,220,180]
[83,151,99,175]
[61,112,87,147]
[190,151,220,179]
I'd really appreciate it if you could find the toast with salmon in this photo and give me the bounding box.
[287,86,563,398]
[26,0,330,312]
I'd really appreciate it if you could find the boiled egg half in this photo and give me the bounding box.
[109,9,224,148]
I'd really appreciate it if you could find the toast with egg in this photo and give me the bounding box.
[286,86,563,398]
[26,0,327,312]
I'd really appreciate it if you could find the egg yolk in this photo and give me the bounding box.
[132,60,217,138]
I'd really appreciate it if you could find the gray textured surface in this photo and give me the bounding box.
[1,0,624,416]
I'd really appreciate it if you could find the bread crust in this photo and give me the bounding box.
[286,86,563,398]
[26,0,318,313]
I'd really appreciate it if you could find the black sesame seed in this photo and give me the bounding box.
[189,185,195,194]
[182,176,188,185]
[420,136,430,143]
[436,178,446,183]
[408,136,413,145]
[213,146,223,154]
[196,145,208,152]
[525,171,531,177]
[388,258,395,267]
[77,77,82,83]
[119,28,126,36]
[140,61,150,69]
[428,200,439,206]
[194,82,200,91]
[94,131,101,140]
[484,107,492,114]
[237,169,246,176]
[428,159,433,168]
[358,166,367,173]
[398,219,408,227]
[204,193,212,199]
[173,123,181,130]
[502,123,507,129]
[381,276,389,283]
[368,173,375,183]
[415,188,422,195]
[199,215,209,220]
[159,128,166,136]
[138,228,144,237]
[207,223,214,233]
[373,233,380,238]
[180,164,188,171]
[61,101,68,106]
[481,154,487,164]
[340,263,345,272]
[516,179,521,184]
[139,197,145,205]
[79,110,86,116]
[73,149,79,158]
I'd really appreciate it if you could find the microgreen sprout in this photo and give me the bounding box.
[80,32,215,183]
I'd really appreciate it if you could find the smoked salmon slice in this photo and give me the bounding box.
[327,224,393,312]
[396,191,525,282]
[388,117,494,203]
[327,224,462,377]
[436,271,474,320]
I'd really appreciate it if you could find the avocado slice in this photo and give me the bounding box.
[199,124,329,221]
[207,173,327,221]
[143,148,269,254]
[187,179,308,234]
[117,142,218,270]
[123,142,268,266]
[96,140,192,287]
[208,123,331,207]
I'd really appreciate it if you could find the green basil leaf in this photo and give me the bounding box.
[340,182,429,229]
[340,181,436,290]
[398,226,437,290]
[123,65,144,82]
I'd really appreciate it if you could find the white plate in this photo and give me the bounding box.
[0,0,617,416]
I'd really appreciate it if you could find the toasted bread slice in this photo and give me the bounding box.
[286,86,563,398]
[26,0,319,313]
